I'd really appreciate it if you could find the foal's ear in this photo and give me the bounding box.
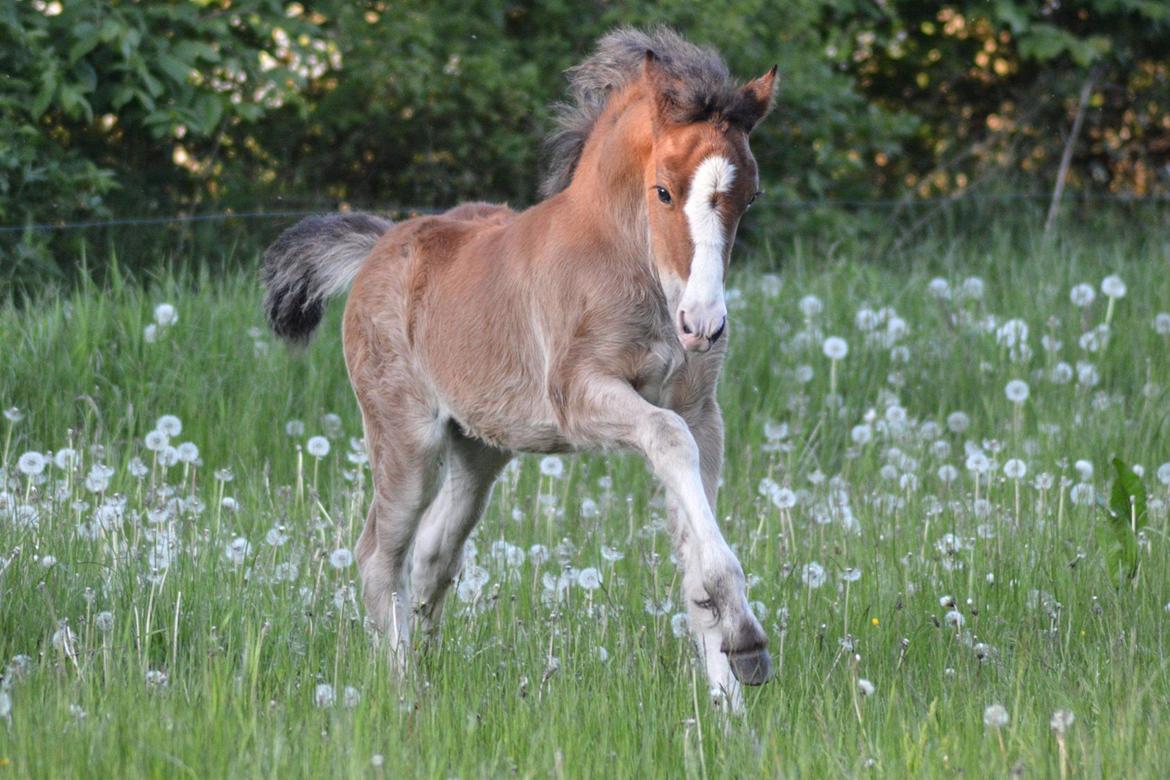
[727,65,779,133]
[642,50,681,128]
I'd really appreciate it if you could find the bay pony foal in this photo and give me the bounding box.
[264,27,777,708]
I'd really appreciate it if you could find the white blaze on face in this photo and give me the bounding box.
[679,155,735,343]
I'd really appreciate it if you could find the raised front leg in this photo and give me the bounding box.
[670,396,765,711]
[564,380,770,702]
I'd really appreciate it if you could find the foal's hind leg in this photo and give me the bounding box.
[410,428,511,640]
[354,404,446,669]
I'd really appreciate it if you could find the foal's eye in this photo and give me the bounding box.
[747,190,762,208]
[655,186,672,205]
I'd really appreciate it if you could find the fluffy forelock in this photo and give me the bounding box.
[540,27,741,199]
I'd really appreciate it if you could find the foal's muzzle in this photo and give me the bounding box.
[678,310,727,353]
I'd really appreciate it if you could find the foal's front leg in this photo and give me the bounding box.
[672,397,760,710]
[568,381,771,697]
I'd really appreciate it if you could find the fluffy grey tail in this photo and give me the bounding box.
[262,212,392,344]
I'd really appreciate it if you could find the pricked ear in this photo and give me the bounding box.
[727,65,778,133]
[642,49,681,129]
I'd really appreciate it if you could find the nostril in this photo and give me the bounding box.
[710,318,726,343]
[678,310,693,335]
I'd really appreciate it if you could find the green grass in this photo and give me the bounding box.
[2,226,1170,778]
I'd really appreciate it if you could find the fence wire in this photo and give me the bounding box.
[2,191,1166,235]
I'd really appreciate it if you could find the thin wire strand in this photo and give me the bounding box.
[1,192,1166,234]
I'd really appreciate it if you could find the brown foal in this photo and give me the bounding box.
[264,27,777,710]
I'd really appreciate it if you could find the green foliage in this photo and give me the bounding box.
[1096,457,1149,583]
[2,0,1169,287]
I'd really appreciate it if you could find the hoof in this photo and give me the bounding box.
[728,647,772,686]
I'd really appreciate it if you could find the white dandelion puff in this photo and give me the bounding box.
[153,303,178,327]
[857,678,875,696]
[306,436,330,458]
[539,455,565,478]
[1069,283,1096,307]
[17,451,47,477]
[329,548,354,569]
[314,683,335,708]
[1003,458,1027,479]
[799,294,824,318]
[576,567,602,591]
[224,537,251,565]
[801,561,826,589]
[144,430,169,451]
[1100,275,1126,299]
[1005,379,1029,404]
[1050,709,1075,734]
[983,704,1010,728]
[822,336,848,360]
[155,415,182,437]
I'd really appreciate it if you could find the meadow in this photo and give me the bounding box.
[2,224,1169,777]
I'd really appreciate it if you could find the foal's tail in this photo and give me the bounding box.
[262,212,392,343]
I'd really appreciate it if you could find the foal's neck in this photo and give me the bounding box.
[563,86,653,257]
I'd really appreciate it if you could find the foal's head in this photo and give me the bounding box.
[641,53,776,352]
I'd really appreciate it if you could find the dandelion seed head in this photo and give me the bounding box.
[155,415,182,437]
[1050,709,1074,734]
[1005,379,1029,404]
[1004,458,1027,479]
[17,451,47,477]
[329,548,354,569]
[858,678,875,696]
[176,442,200,464]
[1155,313,1170,335]
[144,430,169,452]
[983,703,1010,728]
[823,336,848,360]
[1100,274,1126,299]
[928,278,951,299]
[961,276,985,300]
[801,561,826,589]
[1070,283,1096,307]
[306,436,330,458]
[539,455,565,478]
[576,567,602,591]
[95,611,114,632]
[314,683,335,708]
[946,411,970,433]
[799,294,824,318]
[153,303,178,327]
[224,536,251,565]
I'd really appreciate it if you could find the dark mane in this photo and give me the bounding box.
[540,27,742,199]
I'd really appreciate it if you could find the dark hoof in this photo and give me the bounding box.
[728,647,773,685]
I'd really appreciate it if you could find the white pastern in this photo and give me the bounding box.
[680,156,735,345]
